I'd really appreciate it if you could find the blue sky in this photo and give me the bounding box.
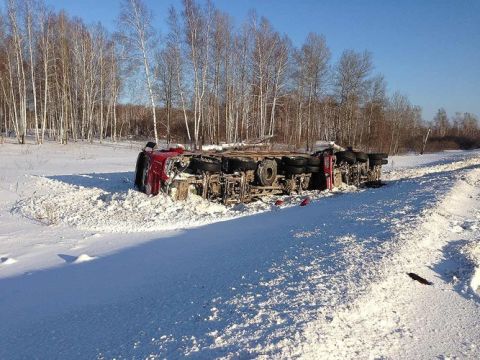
[46,0,480,121]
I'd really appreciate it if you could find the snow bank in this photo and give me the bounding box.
[384,150,480,181]
[13,175,345,233]
[12,148,480,234]
[2,142,480,359]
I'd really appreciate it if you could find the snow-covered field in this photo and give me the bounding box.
[1,140,479,359]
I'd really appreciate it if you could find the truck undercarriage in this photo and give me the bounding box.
[135,142,388,204]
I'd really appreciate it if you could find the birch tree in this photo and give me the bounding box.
[182,0,213,148]
[117,0,159,143]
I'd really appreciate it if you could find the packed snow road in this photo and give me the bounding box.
[0,142,479,359]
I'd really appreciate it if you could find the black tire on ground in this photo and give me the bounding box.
[227,157,258,172]
[135,152,147,191]
[190,157,222,173]
[305,165,321,173]
[256,159,278,186]
[307,156,322,166]
[336,151,357,165]
[142,158,151,193]
[274,158,285,175]
[282,156,308,166]
[368,153,388,160]
[284,165,306,175]
[369,158,386,166]
[145,141,157,149]
[354,151,368,163]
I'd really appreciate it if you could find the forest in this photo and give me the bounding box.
[0,0,478,153]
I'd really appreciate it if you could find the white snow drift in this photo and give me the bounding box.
[1,141,480,360]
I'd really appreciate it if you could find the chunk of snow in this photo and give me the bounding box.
[0,257,17,265]
[73,254,97,264]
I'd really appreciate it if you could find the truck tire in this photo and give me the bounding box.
[307,156,321,166]
[145,141,157,149]
[282,156,308,166]
[141,158,150,193]
[305,165,321,173]
[336,151,356,165]
[135,152,147,191]
[190,157,222,173]
[256,159,277,186]
[368,153,388,160]
[369,158,388,166]
[227,157,258,172]
[284,165,306,175]
[354,151,368,163]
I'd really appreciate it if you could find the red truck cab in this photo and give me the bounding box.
[135,144,185,195]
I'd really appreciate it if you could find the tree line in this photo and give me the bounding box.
[0,0,478,153]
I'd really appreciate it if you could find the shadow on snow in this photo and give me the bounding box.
[47,171,135,193]
[1,163,479,359]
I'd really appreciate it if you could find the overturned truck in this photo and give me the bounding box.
[134,142,388,204]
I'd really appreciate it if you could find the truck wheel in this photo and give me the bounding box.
[307,156,321,166]
[305,165,321,173]
[369,158,388,166]
[368,153,388,160]
[190,157,222,173]
[135,152,147,191]
[138,157,150,193]
[257,159,277,186]
[354,151,368,163]
[227,157,258,172]
[336,151,356,165]
[284,165,306,175]
[282,156,307,166]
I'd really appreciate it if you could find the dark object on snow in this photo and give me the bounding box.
[145,141,157,149]
[300,197,310,206]
[407,272,433,285]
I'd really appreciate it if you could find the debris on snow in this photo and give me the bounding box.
[407,272,433,285]
[73,254,97,264]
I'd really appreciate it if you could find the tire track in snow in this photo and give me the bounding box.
[1,155,479,359]
[281,166,480,359]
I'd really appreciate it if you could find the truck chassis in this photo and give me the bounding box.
[134,143,388,205]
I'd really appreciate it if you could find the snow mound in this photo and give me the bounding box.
[1,257,17,265]
[13,175,343,233]
[384,153,480,181]
[463,242,480,295]
[73,254,97,264]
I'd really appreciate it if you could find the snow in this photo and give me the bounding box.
[1,140,480,359]
[73,254,97,264]
[290,163,480,359]
[1,257,17,265]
